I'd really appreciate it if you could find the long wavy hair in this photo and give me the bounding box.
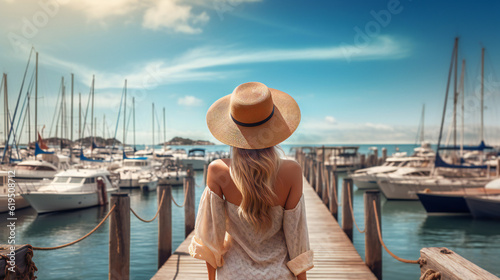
[230,146,282,231]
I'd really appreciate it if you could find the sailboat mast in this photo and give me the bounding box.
[35,52,38,143]
[420,104,425,143]
[91,75,94,155]
[78,92,81,140]
[71,73,74,143]
[152,103,155,152]
[459,59,465,155]
[133,97,135,150]
[103,114,105,139]
[453,38,459,147]
[481,48,485,142]
[163,107,166,151]
[123,79,127,150]
[4,73,9,146]
[61,76,64,150]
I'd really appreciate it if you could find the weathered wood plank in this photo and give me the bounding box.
[420,247,500,280]
[152,176,377,279]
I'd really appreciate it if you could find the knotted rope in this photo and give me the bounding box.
[372,200,422,264]
[130,190,165,222]
[32,204,117,250]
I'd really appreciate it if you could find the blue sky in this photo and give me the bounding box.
[1,0,500,145]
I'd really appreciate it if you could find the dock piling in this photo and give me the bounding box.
[342,178,354,241]
[329,170,338,220]
[364,190,382,280]
[184,164,195,238]
[109,193,130,280]
[158,184,172,269]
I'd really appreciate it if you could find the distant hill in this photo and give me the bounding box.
[164,137,215,146]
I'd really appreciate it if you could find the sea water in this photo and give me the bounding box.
[1,144,499,279]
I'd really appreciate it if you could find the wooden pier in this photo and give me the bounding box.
[152,176,377,279]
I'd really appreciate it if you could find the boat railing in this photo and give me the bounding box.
[17,181,98,194]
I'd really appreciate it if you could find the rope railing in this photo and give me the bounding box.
[348,186,366,234]
[130,190,166,223]
[372,200,422,264]
[32,204,117,250]
[172,180,191,208]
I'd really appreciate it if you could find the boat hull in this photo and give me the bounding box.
[378,179,486,200]
[352,175,379,190]
[139,180,158,192]
[0,195,30,213]
[465,196,500,219]
[22,190,116,214]
[119,178,140,189]
[417,192,470,214]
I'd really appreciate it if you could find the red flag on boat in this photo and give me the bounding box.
[38,132,49,150]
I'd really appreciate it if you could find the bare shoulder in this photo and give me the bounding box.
[279,159,304,210]
[206,159,230,198]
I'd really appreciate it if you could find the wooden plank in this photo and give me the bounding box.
[152,176,377,279]
[420,247,500,280]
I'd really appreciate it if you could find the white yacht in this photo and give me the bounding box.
[20,169,119,214]
[138,172,159,192]
[158,167,186,186]
[376,168,490,200]
[0,171,30,213]
[116,158,153,188]
[14,153,71,181]
[180,148,207,170]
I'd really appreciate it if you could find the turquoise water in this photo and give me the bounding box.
[1,144,499,279]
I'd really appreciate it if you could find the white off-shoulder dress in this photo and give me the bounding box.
[189,187,314,279]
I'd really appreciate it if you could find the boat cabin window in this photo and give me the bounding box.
[37,166,56,171]
[70,177,85,184]
[54,176,70,183]
[16,165,35,170]
[84,177,96,184]
[124,161,149,167]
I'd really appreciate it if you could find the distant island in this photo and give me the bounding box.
[164,137,215,146]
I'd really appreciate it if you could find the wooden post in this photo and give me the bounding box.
[372,148,378,166]
[329,170,338,220]
[360,154,366,168]
[202,163,208,186]
[158,184,172,269]
[381,148,387,164]
[316,159,323,197]
[342,178,353,242]
[496,158,500,177]
[322,164,329,206]
[109,193,130,280]
[420,247,500,280]
[308,159,314,185]
[364,190,382,280]
[184,164,195,238]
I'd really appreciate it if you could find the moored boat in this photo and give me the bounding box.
[465,195,500,219]
[20,169,118,214]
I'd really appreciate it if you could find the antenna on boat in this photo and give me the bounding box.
[163,107,166,151]
[123,79,127,151]
[459,59,465,155]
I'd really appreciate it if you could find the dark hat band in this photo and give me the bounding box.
[231,106,275,127]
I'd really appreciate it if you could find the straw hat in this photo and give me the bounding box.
[206,82,301,149]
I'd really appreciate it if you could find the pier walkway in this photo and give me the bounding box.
[152,176,376,279]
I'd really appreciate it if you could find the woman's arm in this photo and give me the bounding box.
[206,262,216,280]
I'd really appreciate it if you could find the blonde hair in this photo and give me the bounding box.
[230,146,282,231]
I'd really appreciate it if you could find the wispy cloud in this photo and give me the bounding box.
[178,95,203,106]
[37,35,409,89]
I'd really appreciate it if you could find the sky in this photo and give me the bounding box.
[0,0,500,146]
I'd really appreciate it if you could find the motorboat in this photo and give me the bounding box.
[0,171,30,213]
[377,168,491,200]
[417,177,500,214]
[351,156,433,190]
[180,148,207,170]
[158,166,186,186]
[19,169,119,214]
[138,172,159,192]
[13,155,70,181]
[324,146,361,172]
[116,157,153,188]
